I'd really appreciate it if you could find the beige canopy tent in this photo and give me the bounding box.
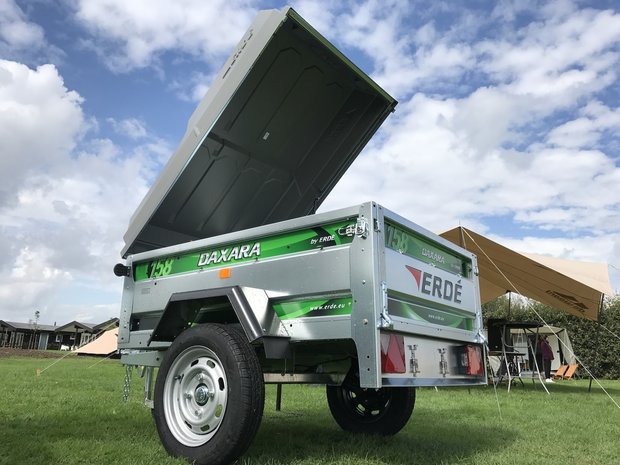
[74,329,118,356]
[440,227,614,321]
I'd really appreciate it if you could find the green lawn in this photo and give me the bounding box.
[1,355,618,465]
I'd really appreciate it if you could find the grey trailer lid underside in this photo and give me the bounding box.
[122,8,396,257]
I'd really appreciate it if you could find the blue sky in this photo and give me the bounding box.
[1,0,618,325]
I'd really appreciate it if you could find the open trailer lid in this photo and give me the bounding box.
[122,7,397,257]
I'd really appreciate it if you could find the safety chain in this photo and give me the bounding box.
[123,365,133,402]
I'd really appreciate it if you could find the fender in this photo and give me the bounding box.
[148,286,290,358]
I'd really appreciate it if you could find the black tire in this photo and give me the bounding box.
[153,324,264,465]
[326,382,415,435]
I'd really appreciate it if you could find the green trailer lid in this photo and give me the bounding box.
[122,7,397,257]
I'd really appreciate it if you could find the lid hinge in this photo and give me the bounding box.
[355,218,369,239]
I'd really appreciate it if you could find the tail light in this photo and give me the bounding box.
[380,333,406,373]
[461,344,484,376]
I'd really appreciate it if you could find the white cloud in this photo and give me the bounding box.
[329,0,477,97]
[0,60,84,205]
[320,1,620,243]
[479,7,620,98]
[0,1,45,54]
[323,91,620,239]
[497,233,615,266]
[0,245,73,320]
[547,101,620,149]
[170,71,215,102]
[0,0,63,65]
[293,0,337,33]
[0,58,173,324]
[107,117,148,139]
[0,133,170,323]
[490,0,538,23]
[70,0,258,72]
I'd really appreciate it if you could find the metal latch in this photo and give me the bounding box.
[379,312,393,329]
[438,348,448,377]
[379,282,393,329]
[355,218,369,238]
[408,344,420,376]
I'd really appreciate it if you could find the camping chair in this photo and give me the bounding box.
[562,364,578,380]
[553,364,568,379]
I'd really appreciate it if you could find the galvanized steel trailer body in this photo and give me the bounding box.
[116,7,486,465]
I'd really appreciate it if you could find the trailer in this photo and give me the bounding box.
[115,7,486,465]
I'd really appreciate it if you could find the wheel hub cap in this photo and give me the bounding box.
[195,384,210,406]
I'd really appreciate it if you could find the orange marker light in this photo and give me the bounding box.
[219,268,231,279]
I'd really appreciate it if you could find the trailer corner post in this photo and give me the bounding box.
[350,202,385,388]
[118,256,135,348]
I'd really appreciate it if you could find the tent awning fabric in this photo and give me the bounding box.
[520,252,614,296]
[74,329,118,355]
[440,227,613,321]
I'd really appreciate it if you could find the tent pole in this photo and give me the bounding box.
[588,294,605,393]
[458,226,466,248]
[508,291,512,319]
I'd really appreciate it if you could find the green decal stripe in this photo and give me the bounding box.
[273,297,353,320]
[388,299,474,330]
[385,222,469,276]
[134,220,356,281]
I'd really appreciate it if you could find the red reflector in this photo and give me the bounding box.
[380,334,406,373]
[465,345,483,376]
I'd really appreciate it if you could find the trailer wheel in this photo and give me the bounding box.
[153,324,264,465]
[326,383,415,435]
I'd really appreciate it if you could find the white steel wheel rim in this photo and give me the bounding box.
[163,346,228,447]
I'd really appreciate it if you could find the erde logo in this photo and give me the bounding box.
[405,265,462,304]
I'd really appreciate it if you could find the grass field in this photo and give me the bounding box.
[1,354,618,465]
